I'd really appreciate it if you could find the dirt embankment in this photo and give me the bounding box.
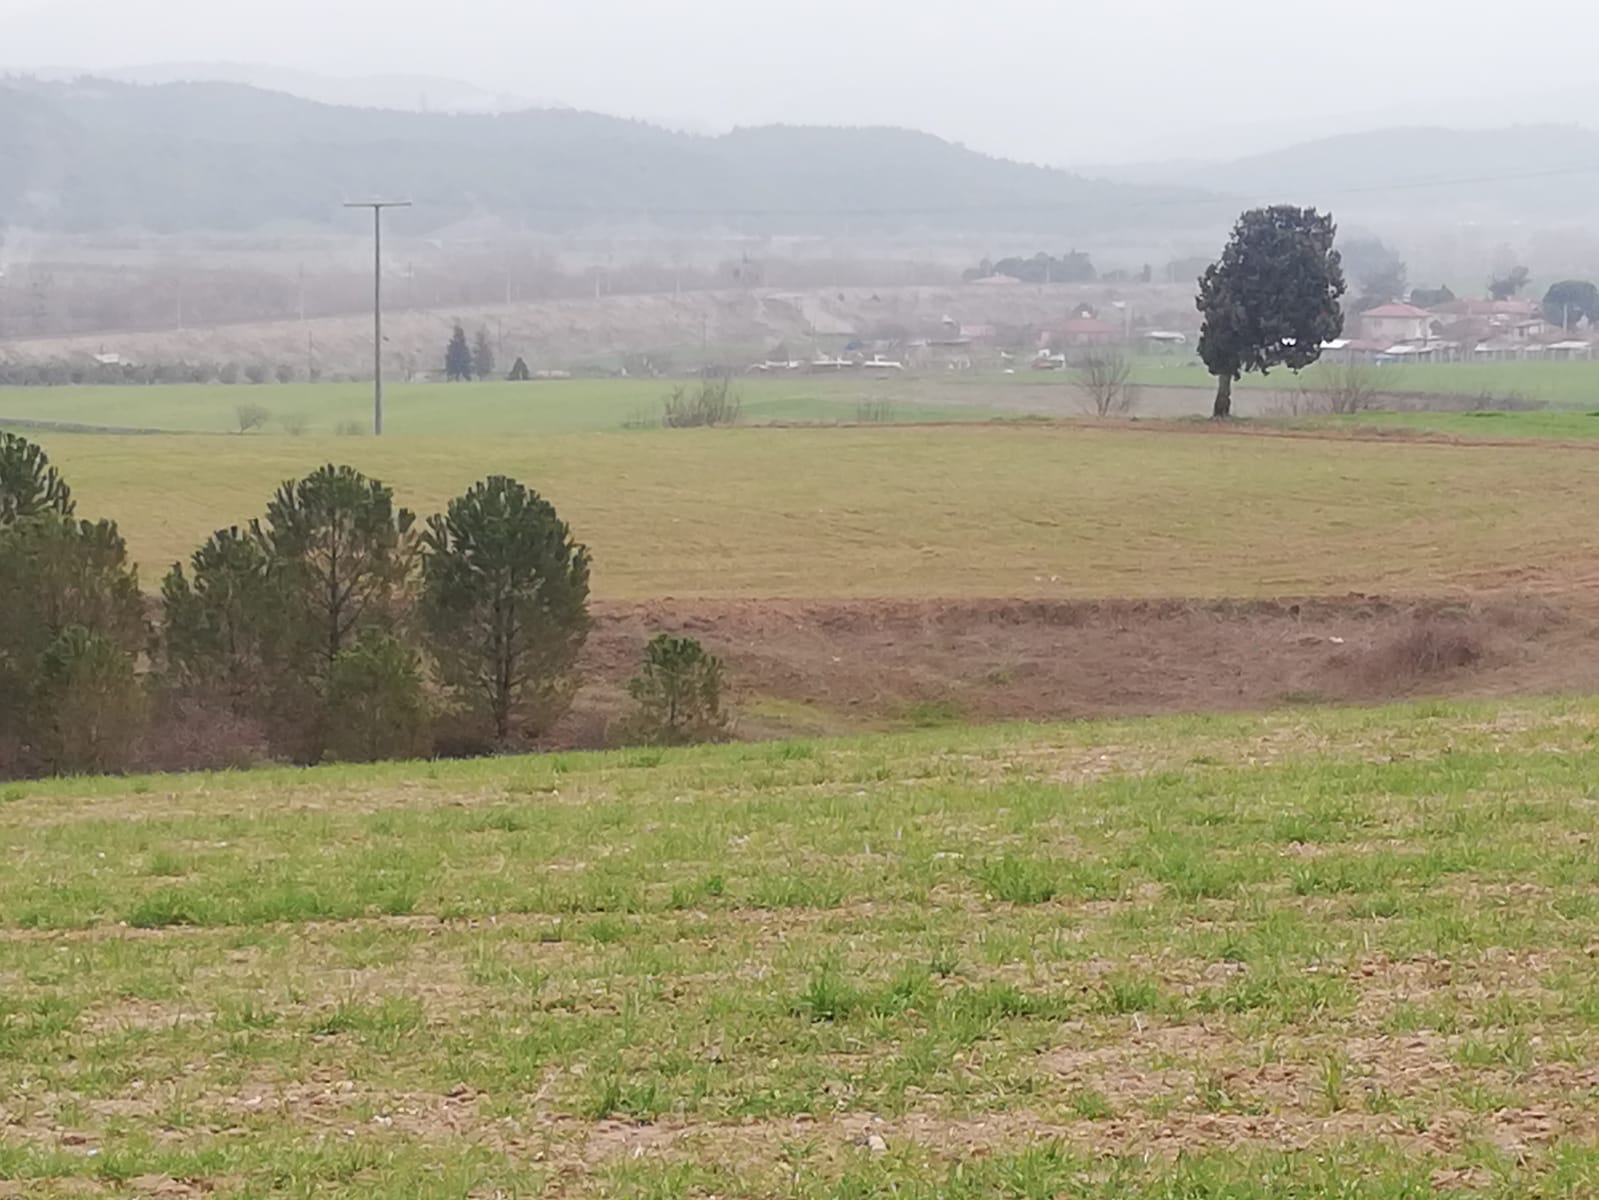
[549,593,1589,747]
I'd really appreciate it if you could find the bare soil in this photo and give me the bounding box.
[551,593,1592,746]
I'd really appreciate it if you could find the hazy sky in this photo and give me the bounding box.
[5,0,1599,164]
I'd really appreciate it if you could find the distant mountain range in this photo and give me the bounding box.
[10,62,558,116]
[0,77,1224,238]
[1094,125,1599,222]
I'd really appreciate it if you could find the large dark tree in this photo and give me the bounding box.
[1541,280,1599,330]
[1197,206,1346,418]
[445,323,473,381]
[421,476,590,745]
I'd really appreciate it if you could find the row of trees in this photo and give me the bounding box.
[160,466,594,764]
[445,323,498,381]
[964,251,1099,285]
[0,435,728,779]
[0,359,324,390]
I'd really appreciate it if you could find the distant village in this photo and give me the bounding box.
[1328,297,1591,362]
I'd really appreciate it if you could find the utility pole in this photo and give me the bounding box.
[344,199,412,436]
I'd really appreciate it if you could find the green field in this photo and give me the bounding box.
[9,359,1599,438]
[35,424,1599,599]
[3,699,1598,1196]
[0,378,980,436]
[1128,357,1599,409]
[1305,408,1599,440]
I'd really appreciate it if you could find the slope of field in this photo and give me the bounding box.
[35,425,1599,598]
[3,699,1597,1195]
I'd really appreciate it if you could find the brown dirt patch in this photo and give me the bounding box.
[549,593,1592,747]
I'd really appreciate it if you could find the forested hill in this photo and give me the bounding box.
[0,78,1224,236]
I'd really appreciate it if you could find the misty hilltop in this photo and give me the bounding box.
[1101,125,1599,222]
[0,78,1224,238]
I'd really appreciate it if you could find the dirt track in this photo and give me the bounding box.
[551,593,1591,746]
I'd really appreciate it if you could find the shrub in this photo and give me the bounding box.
[335,420,366,437]
[421,476,590,746]
[279,413,310,436]
[1071,350,1139,416]
[662,375,741,427]
[235,402,271,433]
[625,634,730,746]
[136,693,271,773]
[217,362,240,385]
[323,631,431,763]
[243,363,269,385]
[1371,619,1483,679]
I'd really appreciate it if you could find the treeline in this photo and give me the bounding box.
[0,359,311,388]
[0,434,729,780]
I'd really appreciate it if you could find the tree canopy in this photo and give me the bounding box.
[1489,266,1531,301]
[1410,285,1456,309]
[1196,206,1346,418]
[1541,280,1599,329]
[0,431,74,526]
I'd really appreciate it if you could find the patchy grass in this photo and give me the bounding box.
[3,697,1599,1194]
[37,424,1599,599]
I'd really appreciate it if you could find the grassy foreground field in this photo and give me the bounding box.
[3,699,1598,1196]
[37,425,1599,599]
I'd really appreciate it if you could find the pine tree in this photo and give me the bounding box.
[421,476,590,745]
[444,323,472,381]
[472,328,496,381]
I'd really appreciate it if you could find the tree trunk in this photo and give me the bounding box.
[1212,373,1232,419]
